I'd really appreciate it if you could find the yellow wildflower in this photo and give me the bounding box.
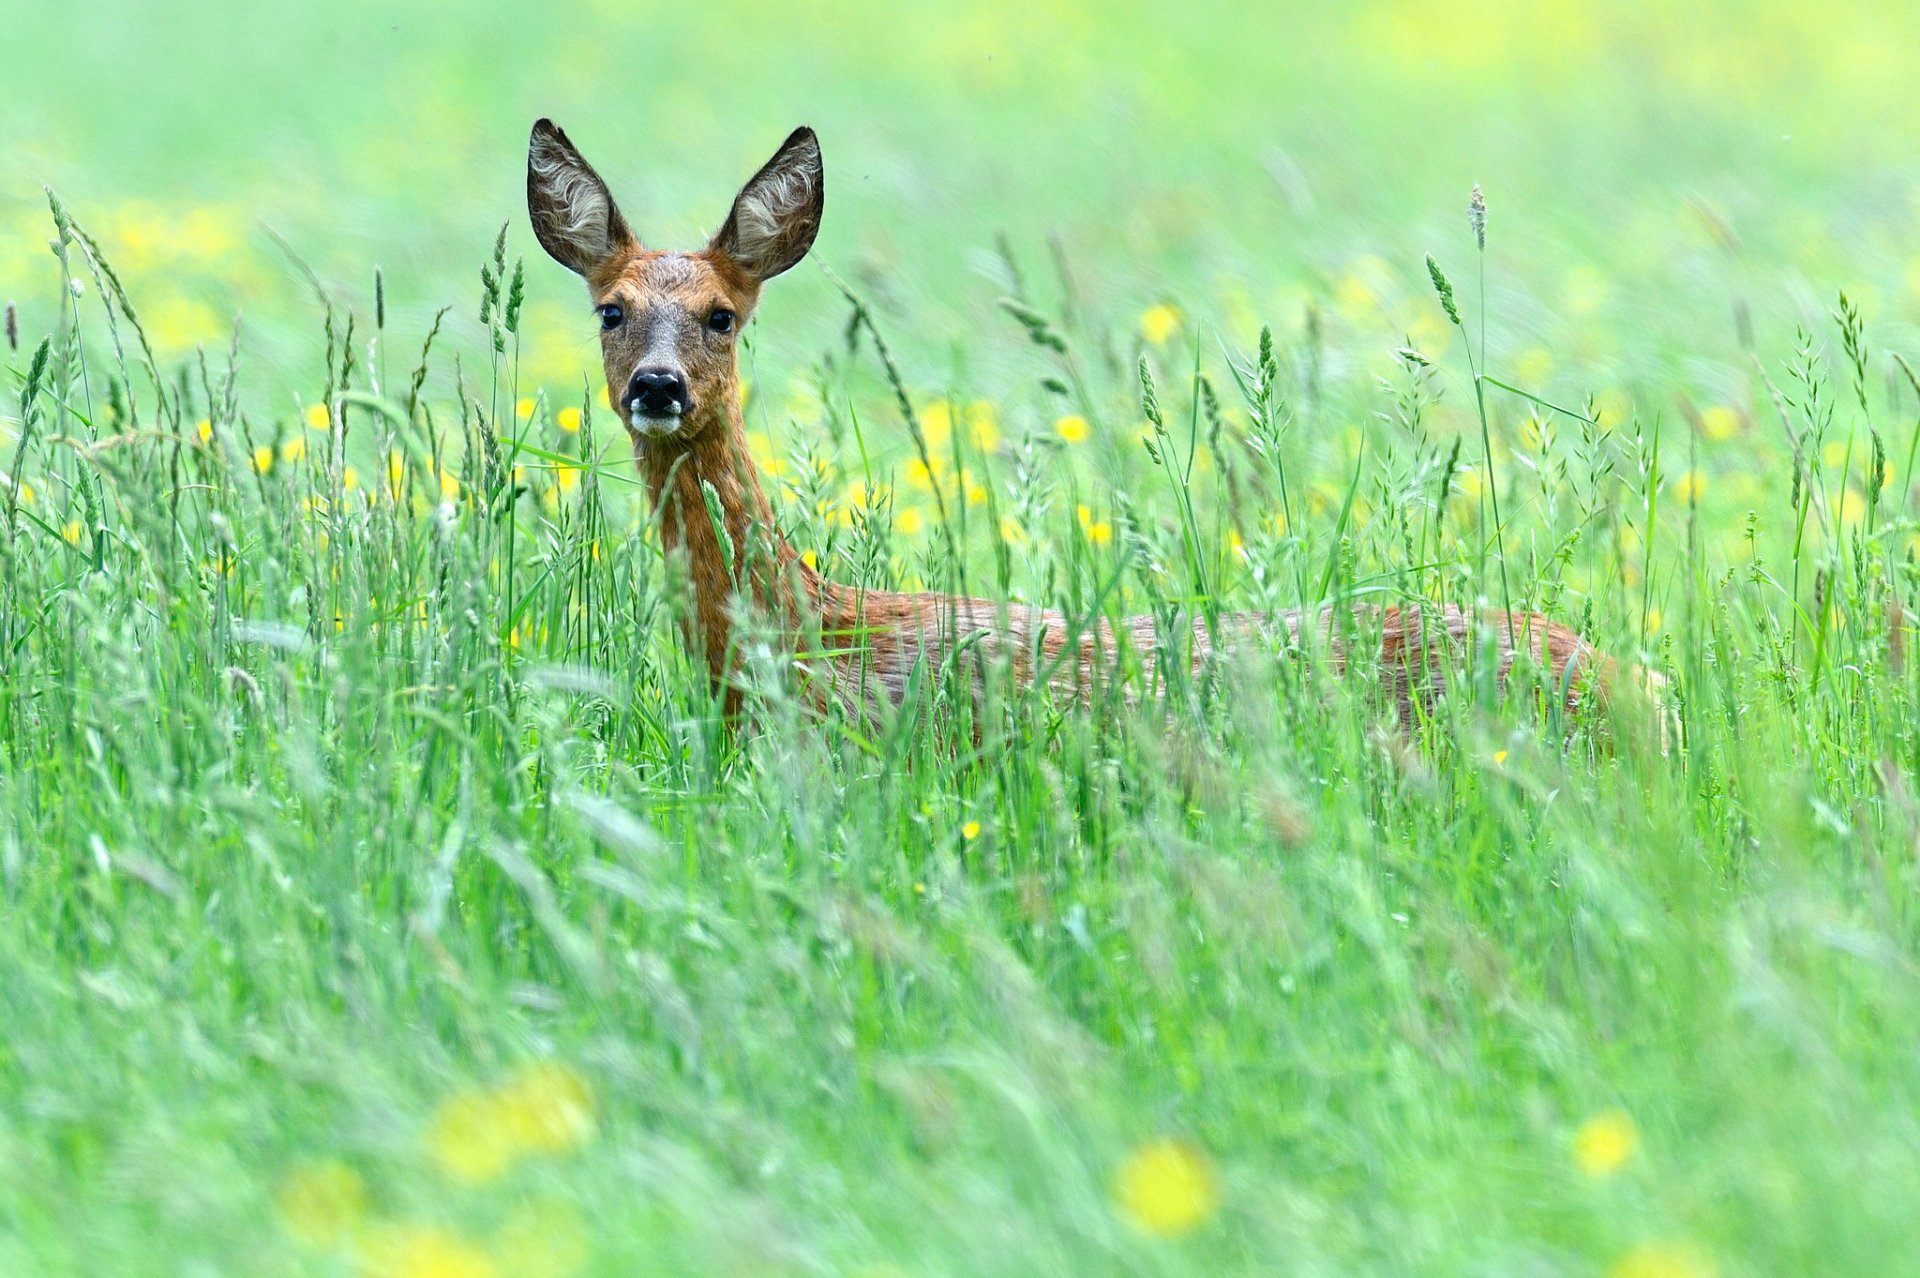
[426,1061,596,1183]
[304,403,330,431]
[1700,406,1740,442]
[195,418,213,445]
[438,467,460,500]
[1674,470,1705,502]
[556,406,582,433]
[1607,1242,1716,1278]
[1113,1139,1219,1238]
[1574,1108,1640,1177]
[555,462,580,494]
[1493,750,1510,766]
[921,400,953,447]
[252,446,274,475]
[496,1061,596,1156]
[964,479,986,506]
[1139,303,1182,346]
[801,548,819,571]
[965,400,1000,452]
[515,397,537,420]
[962,821,981,840]
[274,1159,369,1248]
[357,1223,498,1278]
[895,507,925,536]
[342,466,360,492]
[427,1088,520,1183]
[999,516,1026,546]
[1056,414,1091,445]
[1821,440,1847,469]
[60,520,83,545]
[281,436,307,464]
[1077,504,1113,546]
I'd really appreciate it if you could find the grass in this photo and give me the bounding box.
[6,2,1920,1274]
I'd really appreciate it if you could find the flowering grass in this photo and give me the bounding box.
[5,2,1920,1275]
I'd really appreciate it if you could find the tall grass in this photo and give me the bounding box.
[2,182,1920,1278]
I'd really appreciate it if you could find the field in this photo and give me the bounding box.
[6,1,1920,1274]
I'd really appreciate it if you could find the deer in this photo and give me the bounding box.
[525,119,1639,737]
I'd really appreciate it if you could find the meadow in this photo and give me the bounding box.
[5,1,1920,1274]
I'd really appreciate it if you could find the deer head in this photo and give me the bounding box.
[526,119,824,444]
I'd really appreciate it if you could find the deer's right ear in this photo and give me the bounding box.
[527,119,637,278]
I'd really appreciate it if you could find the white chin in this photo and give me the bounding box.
[629,408,683,437]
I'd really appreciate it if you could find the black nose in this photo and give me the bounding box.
[625,368,690,418]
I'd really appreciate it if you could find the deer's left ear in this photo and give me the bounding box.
[708,127,824,283]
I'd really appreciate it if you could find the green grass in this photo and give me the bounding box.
[6,3,1920,1275]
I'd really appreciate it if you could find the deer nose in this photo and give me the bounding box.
[625,368,690,419]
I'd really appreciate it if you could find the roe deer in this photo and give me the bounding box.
[526,119,1630,731]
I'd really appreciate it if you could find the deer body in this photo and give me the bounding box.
[527,121,1606,728]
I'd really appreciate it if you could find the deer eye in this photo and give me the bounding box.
[597,304,624,331]
[706,309,735,335]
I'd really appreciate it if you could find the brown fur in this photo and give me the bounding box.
[528,121,1620,729]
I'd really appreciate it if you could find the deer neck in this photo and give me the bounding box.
[635,395,825,684]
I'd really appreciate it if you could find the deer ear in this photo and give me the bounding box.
[708,127,823,283]
[527,119,637,278]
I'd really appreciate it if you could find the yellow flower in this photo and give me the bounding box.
[1645,608,1663,635]
[195,418,213,445]
[1821,440,1847,468]
[60,520,83,545]
[1574,1109,1640,1177]
[281,436,307,464]
[1227,529,1246,560]
[496,1061,596,1156]
[342,466,360,492]
[965,400,1000,452]
[274,1159,369,1248]
[961,821,981,840]
[252,446,274,475]
[999,516,1026,546]
[438,467,460,500]
[1056,414,1091,445]
[305,402,330,431]
[1607,1242,1716,1278]
[1493,749,1509,766]
[964,479,986,506]
[357,1223,498,1278]
[1139,303,1182,346]
[904,457,940,490]
[920,400,953,447]
[427,1060,595,1183]
[516,397,537,420]
[1700,406,1740,442]
[1673,470,1705,503]
[555,462,580,494]
[427,1088,520,1183]
[800,548,818,571]
[896,507,925,536]
[1113,1139,1219,1238]
[15,481,31,506]
[1077,504,1113,546]
[556,406,582,433]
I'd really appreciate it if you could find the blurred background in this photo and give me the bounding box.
[6,0,1920,425]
